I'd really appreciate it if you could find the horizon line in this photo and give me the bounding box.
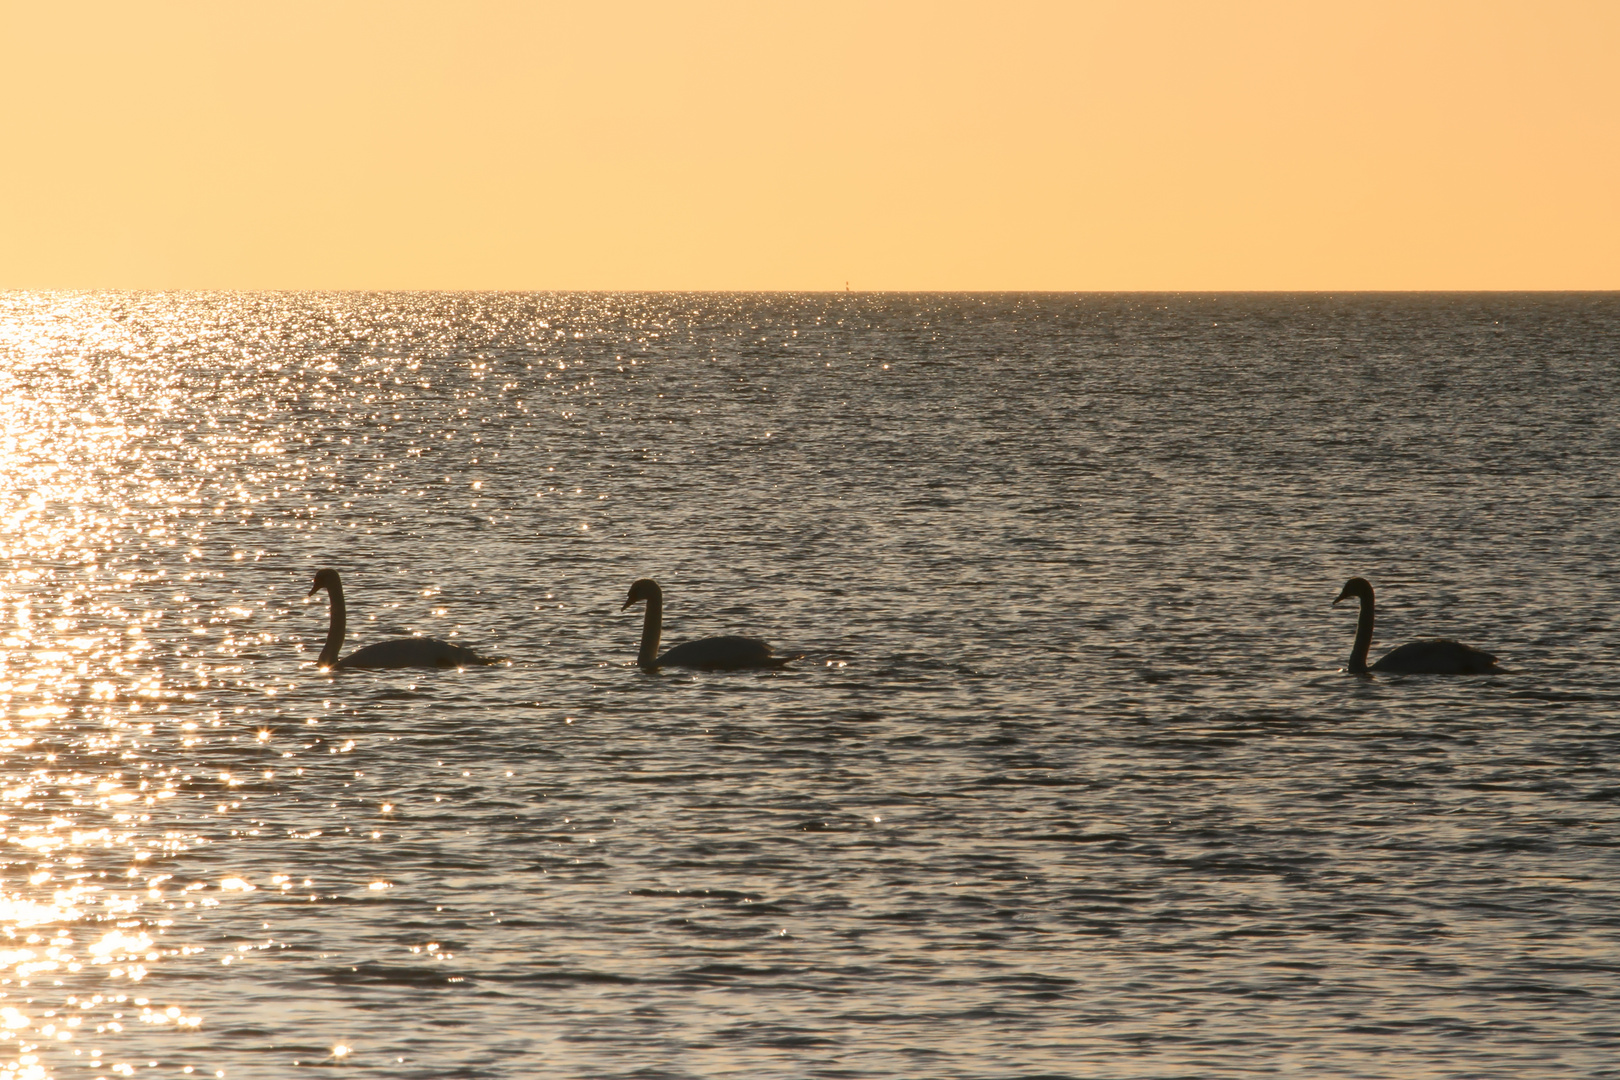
[6,287,1619,297]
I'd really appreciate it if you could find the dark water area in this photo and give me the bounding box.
[0,291,1616,1078]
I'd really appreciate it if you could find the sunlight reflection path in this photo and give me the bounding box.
[0,294,309,1080]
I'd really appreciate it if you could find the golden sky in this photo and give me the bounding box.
[1,1,1616,290]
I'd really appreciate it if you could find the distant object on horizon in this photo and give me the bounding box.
[308,568,496,669]
[621,578,799,671]
[1334,576,1499,675]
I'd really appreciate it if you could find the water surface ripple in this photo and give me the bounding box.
[0,292,1615,1079]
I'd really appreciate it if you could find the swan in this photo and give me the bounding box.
[308,568,493,669]
[621,578,799,671]
[1334,577,1498,675]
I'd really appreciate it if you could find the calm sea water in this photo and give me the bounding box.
[0,292,1616,1079]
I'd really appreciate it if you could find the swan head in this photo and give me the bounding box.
[309,568,341,597]
[1334,577,1374,606]
[622,578,661,611]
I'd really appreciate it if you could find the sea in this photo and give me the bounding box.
[0,291,1615,1079]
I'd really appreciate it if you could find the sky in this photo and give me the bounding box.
[1,1,1616,291]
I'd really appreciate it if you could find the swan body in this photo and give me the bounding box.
[330,637,487,669]
[308,569,492,670]
[621,578,797,671]
[1334,577,1498,675]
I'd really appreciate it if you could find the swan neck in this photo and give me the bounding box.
[1349,591,1373,674]
[637,593,662,668]
[319,580,346,668]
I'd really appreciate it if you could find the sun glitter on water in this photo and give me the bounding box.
[0,294,302,1079]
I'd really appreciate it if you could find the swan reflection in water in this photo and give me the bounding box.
[622,578,800,671]
[1334,576,1499,675]
[308,568,496,669]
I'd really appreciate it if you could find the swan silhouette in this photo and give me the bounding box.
[308,568,493,669]
[621,578,799,671]
[1334,577,1498,675]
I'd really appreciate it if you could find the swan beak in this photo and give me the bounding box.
[308,583,320,597]
[1332,591,1349,606]
[620,598,635,611]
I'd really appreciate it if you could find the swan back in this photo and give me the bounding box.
[336,637,489,670]
[1371,639,1498,675]
[655,635,792,671]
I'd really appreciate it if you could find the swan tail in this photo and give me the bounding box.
[441,650,505,668]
